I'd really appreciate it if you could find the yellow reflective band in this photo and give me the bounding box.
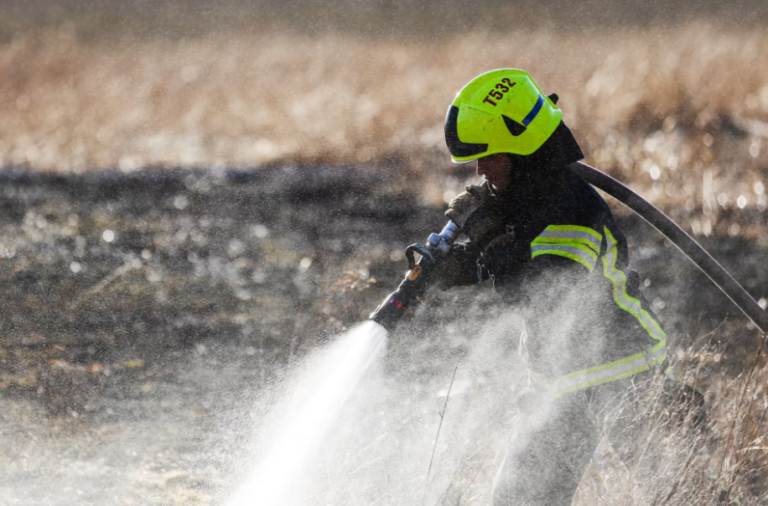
[601,227,667,345]
[531,225,602,272]
[551,345,667,398]
[531,244,597,271]
[536,225,602,253]
[532,236,601,253]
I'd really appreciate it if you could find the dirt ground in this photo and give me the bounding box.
[0,166,443,505]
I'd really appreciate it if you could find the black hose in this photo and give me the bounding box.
[570,161,768,335]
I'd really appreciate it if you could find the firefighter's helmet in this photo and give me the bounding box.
[445,69,562,163]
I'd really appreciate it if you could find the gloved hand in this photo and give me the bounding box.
[431,241,485,289]
[445,185,504,246]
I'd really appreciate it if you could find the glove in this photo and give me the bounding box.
[446,184,504,246]
[445,184,488,229]
[431,242,484,290]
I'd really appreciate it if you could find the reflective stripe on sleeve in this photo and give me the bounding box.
[531,225,603,271]
[531,244,597,271]
[533,225,602,253]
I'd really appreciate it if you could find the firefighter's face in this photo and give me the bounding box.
[475,153,512,190]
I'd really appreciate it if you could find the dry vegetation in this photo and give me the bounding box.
[2,6,768,504]
[570,349,768,505]
[2,23,768,213]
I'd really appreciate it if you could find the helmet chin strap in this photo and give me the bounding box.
[571,161,768,335]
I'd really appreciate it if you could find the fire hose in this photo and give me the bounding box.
[370,163,768,335]
[571,161,768,334]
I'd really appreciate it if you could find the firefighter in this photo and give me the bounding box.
[437,69,674,505]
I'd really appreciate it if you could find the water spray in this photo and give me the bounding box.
[226,322,387,506]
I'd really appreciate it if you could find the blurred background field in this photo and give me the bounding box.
[2,1,768,215]
[2,1,768,505]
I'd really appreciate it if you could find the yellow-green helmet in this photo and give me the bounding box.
[445,69,563,163]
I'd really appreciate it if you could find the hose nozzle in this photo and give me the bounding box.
[369,221,461,330]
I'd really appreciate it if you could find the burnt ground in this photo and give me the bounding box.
[0,166,766,505]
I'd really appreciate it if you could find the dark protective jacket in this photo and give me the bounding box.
[440,126,667,397]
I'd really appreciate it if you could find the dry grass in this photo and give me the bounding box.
[2,25,767,162]
[569,341,768,505]
[2,23,768,241]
